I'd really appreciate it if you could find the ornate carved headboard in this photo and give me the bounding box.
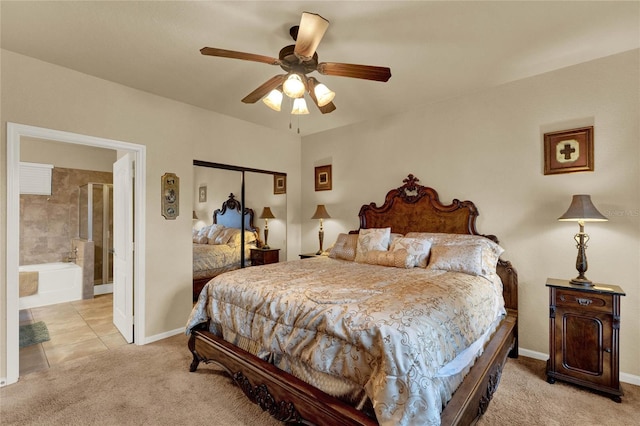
[359,174,490,238]
[358,175,517,312]
[213,193,257,232]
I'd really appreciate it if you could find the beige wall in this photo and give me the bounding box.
[301,50,640,378]
[1,49,302,379]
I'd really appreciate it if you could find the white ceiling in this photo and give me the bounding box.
[2,1,638,136]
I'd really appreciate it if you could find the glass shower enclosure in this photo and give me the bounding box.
[78,183,114,286]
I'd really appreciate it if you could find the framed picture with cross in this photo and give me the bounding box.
[543,126,594,175]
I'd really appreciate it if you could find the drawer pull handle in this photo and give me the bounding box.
[604,348,612,353]
[576,298,592,306]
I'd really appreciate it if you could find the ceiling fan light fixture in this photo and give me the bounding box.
[313,83,335,107]
[282,74,306,98]
[291,97,310,115]
[262,89,283,111]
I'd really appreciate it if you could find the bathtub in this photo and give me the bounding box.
[19,262,83,310]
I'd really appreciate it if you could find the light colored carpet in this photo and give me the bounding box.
[1,334,638,425]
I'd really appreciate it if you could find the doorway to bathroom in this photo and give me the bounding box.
[5,123,147,386]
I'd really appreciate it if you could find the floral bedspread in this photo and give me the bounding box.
[186,257,504,425]
[192,243,252,280]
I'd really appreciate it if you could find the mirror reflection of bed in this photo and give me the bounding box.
[192,162,287,301]
[192,193,260,300]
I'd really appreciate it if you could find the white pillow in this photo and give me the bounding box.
[390,237,432,268]
[354,227,391,263]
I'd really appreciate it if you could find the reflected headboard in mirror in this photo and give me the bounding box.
[213,193,257,232]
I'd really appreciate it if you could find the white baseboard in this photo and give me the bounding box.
[517,347,640,386]
[93,284,113,296]
[142,327,184,345]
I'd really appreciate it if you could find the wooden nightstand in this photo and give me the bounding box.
[546,278,625,402]
[250,248,279,266]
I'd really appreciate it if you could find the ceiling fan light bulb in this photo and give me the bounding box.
[262,89,283,111]
[291,97,310,115]
[314,83,335,107]
[283,74,306,98]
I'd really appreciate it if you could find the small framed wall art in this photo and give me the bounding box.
[161,172,179,220]
[314,165,332,191]
[274,174,286,195]
[544,126,594,175]
[199,185,207,203]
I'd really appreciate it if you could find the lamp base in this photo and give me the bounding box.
[262,245,270,250]
[570,277,594,286]
[316,250,323,255]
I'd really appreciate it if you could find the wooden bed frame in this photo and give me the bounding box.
[192,193,259,301]
[189,175,518,425]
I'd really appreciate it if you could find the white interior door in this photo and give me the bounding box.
[113,153,134,343]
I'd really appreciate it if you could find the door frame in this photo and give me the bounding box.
[5,122,146,385]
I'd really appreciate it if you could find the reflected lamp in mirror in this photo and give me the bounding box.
[558,194,608,286]
[260,207,276,249]
[311,205,331,255]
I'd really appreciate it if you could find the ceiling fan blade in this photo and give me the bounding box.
[241,74,286,104]
[317,62,391,82]
[307,77,336,114]
[200,47,280,66]
[294,12,329,60]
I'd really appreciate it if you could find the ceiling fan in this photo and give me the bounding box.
[200,12,392,115]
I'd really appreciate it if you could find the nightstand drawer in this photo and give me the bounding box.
[250,248,279,266]
[555,289,612,313]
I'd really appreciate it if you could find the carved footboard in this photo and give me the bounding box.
[189,329,376,426]
[188,310,517,426]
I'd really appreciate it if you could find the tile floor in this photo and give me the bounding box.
[19,293,128,376]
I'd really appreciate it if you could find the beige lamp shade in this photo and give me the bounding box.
[260,207,275,219]
[558,195,608,222]
[311,204,331,219]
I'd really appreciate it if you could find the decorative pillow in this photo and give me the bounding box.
[390,237,432,268]
[194,234,208,244]
[389,232,404,247]
[405,232,504,275]
[329,233,358,261]
[354,228,392,263]
[206,224,226,244]
[227,230,258,247]
[427,244,486,277]
[364,249,412,268]
[213,227,238,245]
[193,226,209,243]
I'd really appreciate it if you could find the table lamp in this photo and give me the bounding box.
[259,207,275,249]
[558,194,608,286]
[311,205,331,255]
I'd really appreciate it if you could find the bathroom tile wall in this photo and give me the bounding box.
[20,167,113,266]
